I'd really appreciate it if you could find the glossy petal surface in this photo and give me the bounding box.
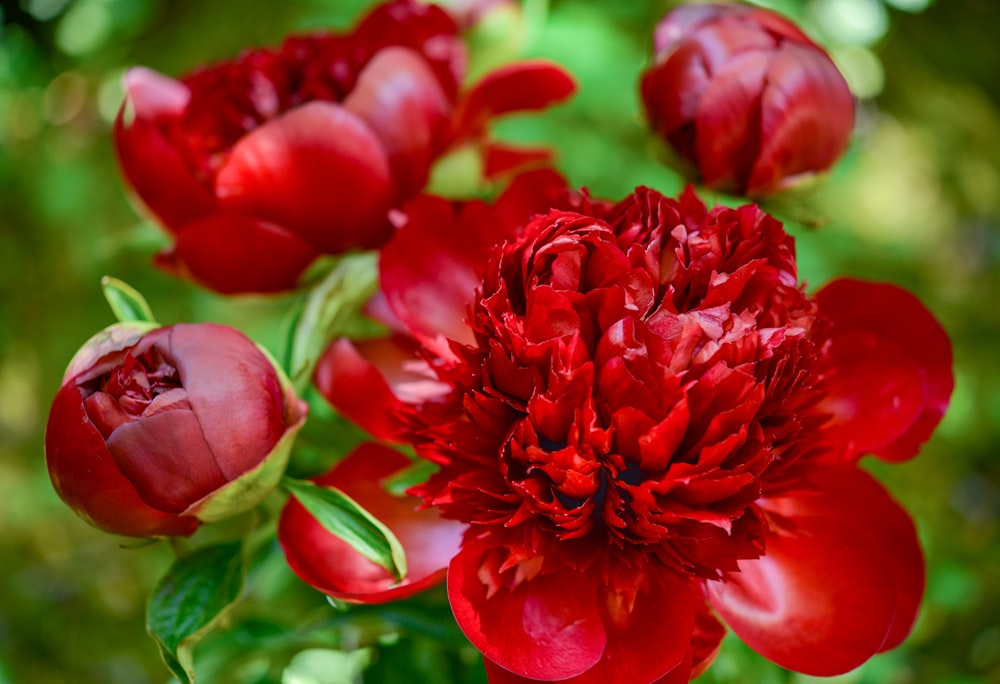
[279,443,465,602]
[214,101,394,253]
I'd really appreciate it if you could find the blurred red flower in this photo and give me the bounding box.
[115,0,574,294]
[46,322,307,538]
[285,182,951,682]
[640,3,854,197]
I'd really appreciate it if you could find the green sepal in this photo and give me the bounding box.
[101,276,157,324]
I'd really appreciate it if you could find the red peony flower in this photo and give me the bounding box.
[46,322,307,538]
[114,0,574,294]
[286,184,952,682]
[640,3,855,197]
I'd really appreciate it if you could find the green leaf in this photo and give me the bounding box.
[147,542,246,684]
[283,477,407,583]
[383,460,439,497]
[101,276,157,323]
[287,252,380,394]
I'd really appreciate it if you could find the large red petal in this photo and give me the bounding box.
[707,466,922,675]
[214,101,394,254]
[344,46,451,197]
[45,382,197,537]
[814,278,953,463]
[453,61,576,140]
[764,466,925,653]
[448,534,606,681]
[746,42,854,195]
[314,336,449,442]
[158,213,319,295]
[278,443,465,602]
[114,68,216,230]
[158,324,289,479]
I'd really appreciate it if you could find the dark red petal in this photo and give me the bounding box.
[746,42,854,195]
[155,324,289,479]
[214,101,394,254]
[815,278,953,463]
[707,470,910,675]
[45,382,197,537]
[380,194,483,348]
[278,443,465,602]
[481,142,553,180]
[448,534,606,680]
[314,336,449,441]
[763,466,925,652]
[453,61,576,139]
[114,68,216,230]
[640,41,712,149]
[693,50,770,191]
[344,46,451,197]
[158,213,319,294]
[652,4,740,56]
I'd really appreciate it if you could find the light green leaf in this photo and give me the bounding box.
[283,477,407,583]
[147,542,246,684]
[287,252,379,394]
[383,460,439,497]
[101,275,157,323]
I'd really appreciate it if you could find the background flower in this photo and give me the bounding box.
[640,2,854,196]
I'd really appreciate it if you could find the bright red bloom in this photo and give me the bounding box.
[46,322,307,538]
[292,185,951,682]
[640,3,855,197]
[114,0,574,294]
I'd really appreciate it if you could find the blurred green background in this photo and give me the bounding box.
[1,0,998,682]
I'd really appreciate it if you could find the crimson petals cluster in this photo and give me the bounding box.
[288,180,951,683]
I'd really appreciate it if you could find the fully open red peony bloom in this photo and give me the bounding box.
[115,0,574,294]
[640,3,855,197]
[284,182,952,682]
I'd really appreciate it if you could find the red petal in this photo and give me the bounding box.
[707,466,921,675]
[640,40,712,150]
[114,68,216,230]
[454,61,576,140]
[746,42,854,194]
[158,324,289,479]
[45,382,197,537]
[278,443,465,602]
[380,194,485,349]
[693,50,770,191]
[815,278,953,463]
[159,213,319,294]
[448,534,606,680]
[763,467,925,653]
[314,336,449,441]
[344,46,451,197]
[481,142,553,180]
[214,101,394,254]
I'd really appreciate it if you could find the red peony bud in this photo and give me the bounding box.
[640,3,855,197]
[45,322,307,538]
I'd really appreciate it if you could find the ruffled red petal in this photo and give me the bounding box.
[157,213,319,294]
[278,443,465,602]
[214,101,394,254]
[814,278,953,462]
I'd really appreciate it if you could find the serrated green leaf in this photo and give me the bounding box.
[283,477,407,583]
[147,542,246,684]
[101,276,157,323]
[287,252,379,395]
